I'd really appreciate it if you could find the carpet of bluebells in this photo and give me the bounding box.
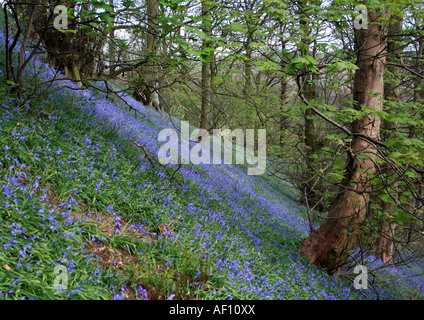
[0,26,423,300]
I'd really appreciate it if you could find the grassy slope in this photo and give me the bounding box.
[0,29,423,301]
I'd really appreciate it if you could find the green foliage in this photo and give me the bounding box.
[286,55,319,74]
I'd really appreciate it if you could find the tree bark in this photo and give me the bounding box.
[414,16,424,104]
[199,0,213,132]
[279,74,289,146]
[109,0,116,76]
[279,24,290,147]
[244,33,253,96]
[146,0,159,54]
[133,0,159,106]
[297,0,321,209]
[374,14,403,264]
[375,217,398,264]
[301,8,389,275]
[71,62,82,87]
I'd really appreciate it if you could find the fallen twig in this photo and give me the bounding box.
[130,139,183,186]
[131,139,156,167]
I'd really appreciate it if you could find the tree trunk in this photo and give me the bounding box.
[374,14,403,264]
[108,0,116,76]
[414,19,424,104]
[71,62,82,87]
[200,50,212,132]
[279,27,290,147]
[297,0,321,209]
[199,0,213,132]
[146,0,159,54]
[375,217,398,264]
[134,0,159,106]
[302,72,320,206]
[301,8,388,275]
[279,74,289,146]
[244,34,253,96]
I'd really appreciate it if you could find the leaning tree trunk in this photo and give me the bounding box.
[301,8,388,275]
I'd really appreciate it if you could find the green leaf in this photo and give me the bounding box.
[91,1,113,12]
[122,0,135,7]
[333,158,345,170]
[227,22,247,33]
[98,12,114,24]
[333,59,359,71]
[286,55,318,74]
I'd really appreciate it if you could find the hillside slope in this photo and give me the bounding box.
[1,28,423,300]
